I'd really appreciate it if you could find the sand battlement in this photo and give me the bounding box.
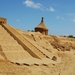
[0,17,7,24]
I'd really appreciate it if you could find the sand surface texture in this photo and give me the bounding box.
[0,24,75,75]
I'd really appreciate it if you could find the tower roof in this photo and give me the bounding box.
[35,17,48,30]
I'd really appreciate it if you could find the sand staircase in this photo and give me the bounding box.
[0,24,60,65]
[0,25,33,61]
[2,24,47,59]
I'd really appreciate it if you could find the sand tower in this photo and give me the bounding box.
[35,17,48,35]
[0,17,7,24]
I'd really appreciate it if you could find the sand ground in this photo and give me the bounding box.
[0,51,75,75]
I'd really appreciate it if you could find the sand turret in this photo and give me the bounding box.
[35,17,48,35]
[0,17,7,24]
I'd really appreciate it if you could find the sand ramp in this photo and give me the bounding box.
[2,24,47,59]
[1,44,33,61]
[0,24,33,61]
[0,24,56,65]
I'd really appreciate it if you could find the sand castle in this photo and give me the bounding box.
[0,17,75,75]
[0,17,60,66]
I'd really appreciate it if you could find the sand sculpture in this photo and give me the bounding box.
[0,17,75,75]
[0,17,60,66]
[35,17,48,35]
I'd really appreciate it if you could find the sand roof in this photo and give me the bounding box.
[35,17,48,30]
[0,17,6,20]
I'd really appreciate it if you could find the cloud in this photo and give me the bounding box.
[23,0,42,9]
[23,0,56,12]
[49,7,55,12]
[56,16,60,19]
[56,16,65,20]
[61,17,65,20]
[67,13,75,22]
[72,19,75,22]
[67,13,75,17]
[16,19,20,22]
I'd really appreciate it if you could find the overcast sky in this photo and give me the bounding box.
[0,0,75,36]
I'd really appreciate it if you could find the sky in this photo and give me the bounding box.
[0,0,75,36]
